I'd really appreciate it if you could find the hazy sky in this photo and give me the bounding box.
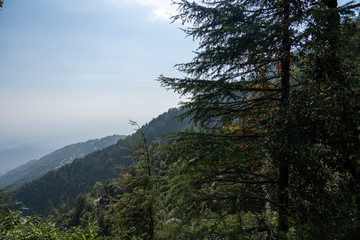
[0,0,358,151]
[0,0,197,149]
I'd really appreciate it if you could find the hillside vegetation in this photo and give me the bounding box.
[0,135,125,190]
[11,108,189,215]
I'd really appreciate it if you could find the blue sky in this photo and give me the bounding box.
[0,0,197,150]
[0,0,358,153]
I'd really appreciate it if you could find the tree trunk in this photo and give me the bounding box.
[277,0,291,238]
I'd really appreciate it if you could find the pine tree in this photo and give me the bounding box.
[160,0,304,237]
[159,0,359,237]
[104,121,160,240]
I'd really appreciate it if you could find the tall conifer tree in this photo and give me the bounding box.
[160,0,301,237]
[160,0,359,237]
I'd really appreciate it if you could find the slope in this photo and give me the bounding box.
[12,108,189,215]
[0,135,126,190]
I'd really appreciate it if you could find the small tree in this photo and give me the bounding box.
[105,121,160,240]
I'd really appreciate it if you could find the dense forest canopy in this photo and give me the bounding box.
[1,0,360,239]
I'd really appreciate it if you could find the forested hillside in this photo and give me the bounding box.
[0,135,125,189]
[11,108,189,215]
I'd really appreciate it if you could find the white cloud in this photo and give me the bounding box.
[105,0,177,21]
[151,5,176,20]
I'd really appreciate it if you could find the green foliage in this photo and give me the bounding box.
[159,126,276,239]
[0,211,95,240]
[103,121,160,240]
[47,187,105,239]
[0,189,95,240]
[0,188,12,218]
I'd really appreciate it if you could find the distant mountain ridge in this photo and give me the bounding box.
[0,135,126,189]
[12,108,189,215]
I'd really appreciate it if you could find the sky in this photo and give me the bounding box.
[0,0,358,157]
[0,0,197,152]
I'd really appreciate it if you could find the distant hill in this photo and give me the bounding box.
[0,135,126,189]
[0,144,53,176]
[12,108,189,215]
